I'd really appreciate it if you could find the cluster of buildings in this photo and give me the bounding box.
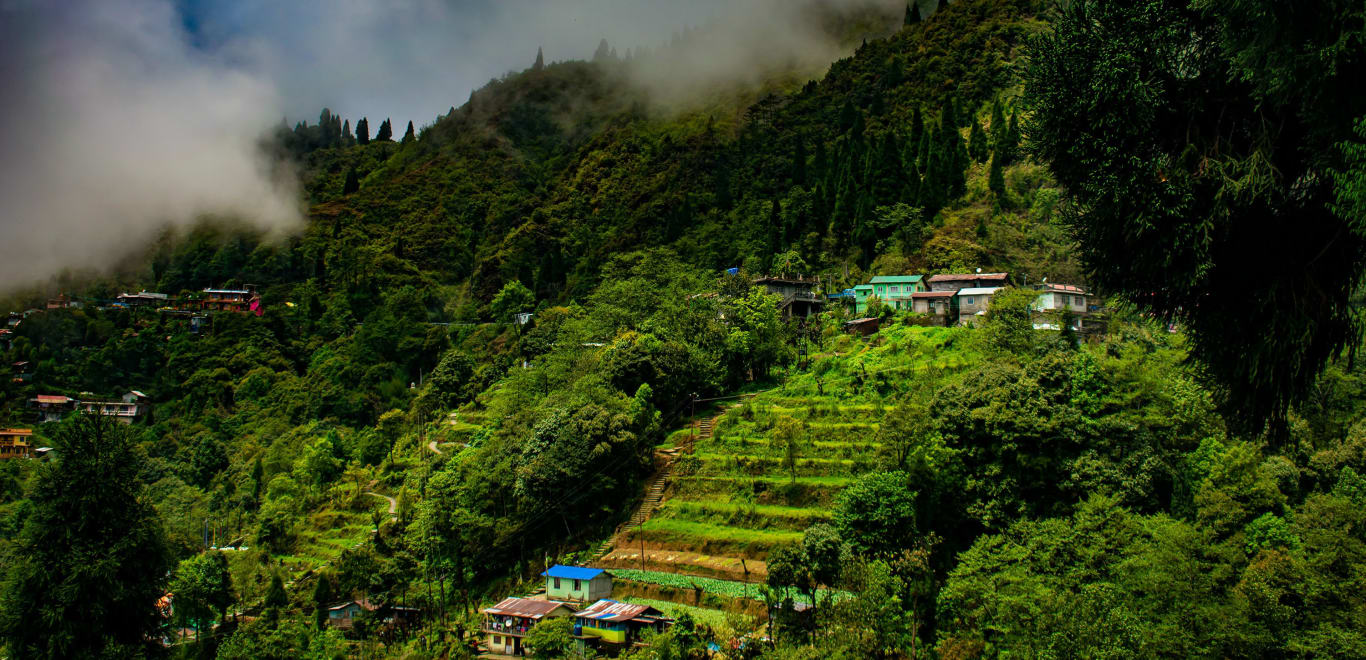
[20,286,262,316]
[482,565,673,656]
[822,271,1095,330]
[29,391,149,425]
[0,428,45,460]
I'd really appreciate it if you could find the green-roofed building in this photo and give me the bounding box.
[853,284,875,314]
[867,275,926,311]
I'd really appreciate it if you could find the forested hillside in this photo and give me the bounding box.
[2,0,1365,658]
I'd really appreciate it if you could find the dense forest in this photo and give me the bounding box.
[2,0,1365,658]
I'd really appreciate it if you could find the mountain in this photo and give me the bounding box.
[4,0,1366,658]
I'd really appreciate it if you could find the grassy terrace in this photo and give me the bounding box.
[642,324,976,566]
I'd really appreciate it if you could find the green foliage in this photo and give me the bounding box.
[0,417,171,659]
[1025,0,1366,430]
[834,471,917,556]
[170,550,234,633]
[524,616,573,658]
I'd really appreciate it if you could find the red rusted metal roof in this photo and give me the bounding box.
[911,291,956,298]
[927,272,1008,282]
[482,597,575,619]
[34,395,72,405]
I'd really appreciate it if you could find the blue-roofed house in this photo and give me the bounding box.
[542,565,613,602]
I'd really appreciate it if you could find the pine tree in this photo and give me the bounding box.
[792,139,808,187]
[1001,111,1021,165]
[968,118,989,163]
[989,97,1008,151]
[312,574,332,629]
[343,168,360,195]
[533,46,545,71]
[264,571,287,624]
[376,118,393,141]
[402,120,415,144]
[989,151,1006,198]
[593,39,611,62]
[357,117,370,145]
[905,2,921,25]
[342,119,354,146]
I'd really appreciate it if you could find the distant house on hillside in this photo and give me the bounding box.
[1032,283,1092,331]
[572,599,673,650]
[116,291,172,308]
[844,317,880,336]
[30,395,76,423]
[852,284,874,314]
[955,287,1003,325]
[0,429,34,460]
[326,598,419,631]
[868,275,926,311]
[197,286,257,314]
[927,272,1009,292]
[76,391,149,424]
[543,565,612,602]
[911,291,958,326]
[481,597,576,656]
[11,361,31,383]
[753,276,823,318]
[46,294,81,310]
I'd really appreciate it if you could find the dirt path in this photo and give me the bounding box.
[598,548,769,580]
[366,491,397,516]
[428,439,442,454]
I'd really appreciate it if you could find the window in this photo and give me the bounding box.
[553,577,561,589]
[573,579,581,590]
[493,635,502,645]
[965,297,975,305]
[890,286,899,293]
[1074,295,1084,306]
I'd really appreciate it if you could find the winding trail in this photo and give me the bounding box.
[428,439,442,455]
[366,491,397,516]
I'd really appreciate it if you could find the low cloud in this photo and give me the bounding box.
[0,0,900,289]
[0,0,302,286]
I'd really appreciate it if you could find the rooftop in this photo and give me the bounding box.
[0,429,33,436]
[483,597,575,619]
[572,599,667,623]
[911,291,956,298]
[957,287,1004,296]
[34,395,73,405]
[928,272,1008,282]
[543,565,606,581]
[1040,283,1087,294]
[869,275,924,284]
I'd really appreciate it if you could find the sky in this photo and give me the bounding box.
[0,0,884,288]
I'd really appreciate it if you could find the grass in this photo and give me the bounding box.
[639,518,804,545]
[612,569,848,606]
[628,598,731,629]
[665,497,833,522]
[677,475,855,487]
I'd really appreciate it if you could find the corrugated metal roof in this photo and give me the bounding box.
[542,565,605,580]
[34,395,71,404]
[869,275,924,284]
[956,287,1003,296]
[572,599,664,623]
[1040,283,1087,294]
[911,291,956,298]
[928,272,1008,282]
[482,597,575,619]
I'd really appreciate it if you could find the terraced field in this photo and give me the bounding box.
[605,323,976,585]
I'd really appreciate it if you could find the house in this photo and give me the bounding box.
[46,294,81,310]
[910,291,958,326]
[543,565,613,602]
[326,598,420,631]
[31,395,76,423]
[481,597,576,656]
[852,284,874,314]
[1033,284,1089,315]
[5,313,20,329]
[843,317,880,336]
[955,287,1003,325]
[116,291,172,308]
[826,288,857,308]
[867,275,926,311]
[572,599,673,649]
[0,329,11,351]
[753,276,823,318]
[197,286,258,313]
[927,272,1009,292]
[0,429,34,460]
[11,361,31,383]
[76,391,149,424]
